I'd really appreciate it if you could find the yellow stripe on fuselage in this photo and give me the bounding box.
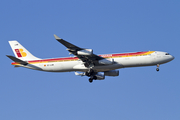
[11,51,155,65]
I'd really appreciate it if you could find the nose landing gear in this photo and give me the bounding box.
[156,64,159,71]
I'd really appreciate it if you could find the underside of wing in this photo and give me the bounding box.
[54,34,82,51]
[54,34,105,67]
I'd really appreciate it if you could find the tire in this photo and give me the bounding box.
[89,78,93,83]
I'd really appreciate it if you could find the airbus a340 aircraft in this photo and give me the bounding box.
[7,35,174,83]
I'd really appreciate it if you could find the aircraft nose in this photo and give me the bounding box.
[168,55,175,62]
[171,55,175,60]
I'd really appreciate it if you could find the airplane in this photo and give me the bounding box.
[7,34,174,83]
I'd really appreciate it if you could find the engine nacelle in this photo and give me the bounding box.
[94,72,105,80]
[77,49,93,55]
[98,58,114,65]
[104,70,119,76]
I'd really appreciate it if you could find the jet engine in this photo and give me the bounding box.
[94,72,105,80]
[98,58,114,65]
[75,71,105,80]
[104,70,119,76]
[77,49,93,55]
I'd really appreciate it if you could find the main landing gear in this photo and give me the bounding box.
[86,69,96,83]
[156,64,159,71]
[89,76,97,83]
[89,78,93,83]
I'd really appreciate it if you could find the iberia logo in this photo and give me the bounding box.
[15,49,27,57]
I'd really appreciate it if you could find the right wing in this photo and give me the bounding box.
[54,34,106,67]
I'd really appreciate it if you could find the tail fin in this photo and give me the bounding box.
[8,41,41,61]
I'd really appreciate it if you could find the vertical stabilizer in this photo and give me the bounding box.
[8,41,41,61]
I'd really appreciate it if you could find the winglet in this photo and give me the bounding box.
[54,34,61,40]
[6,55,28,65]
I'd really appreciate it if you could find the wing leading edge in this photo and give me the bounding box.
[54,34,104,67]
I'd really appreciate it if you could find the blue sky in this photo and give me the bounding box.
[1,0,180,120]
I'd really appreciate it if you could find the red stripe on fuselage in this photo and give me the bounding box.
[110,51,147,57]
[11,51,150,65]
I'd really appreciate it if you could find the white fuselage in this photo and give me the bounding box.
[16,51,174,72]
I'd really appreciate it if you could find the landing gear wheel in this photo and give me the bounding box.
[93,76,97,80]
[89,78,93,83]
[156,64,160,71]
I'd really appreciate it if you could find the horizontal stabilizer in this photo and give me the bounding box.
[6,55,28,65]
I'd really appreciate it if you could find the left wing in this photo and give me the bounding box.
[54,34,107,67]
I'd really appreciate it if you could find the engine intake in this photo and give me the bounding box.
[98,58,114,65]
[94,72,105,80]
[77,49,93,55]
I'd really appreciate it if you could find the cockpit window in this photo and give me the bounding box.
[165,53,170,55]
